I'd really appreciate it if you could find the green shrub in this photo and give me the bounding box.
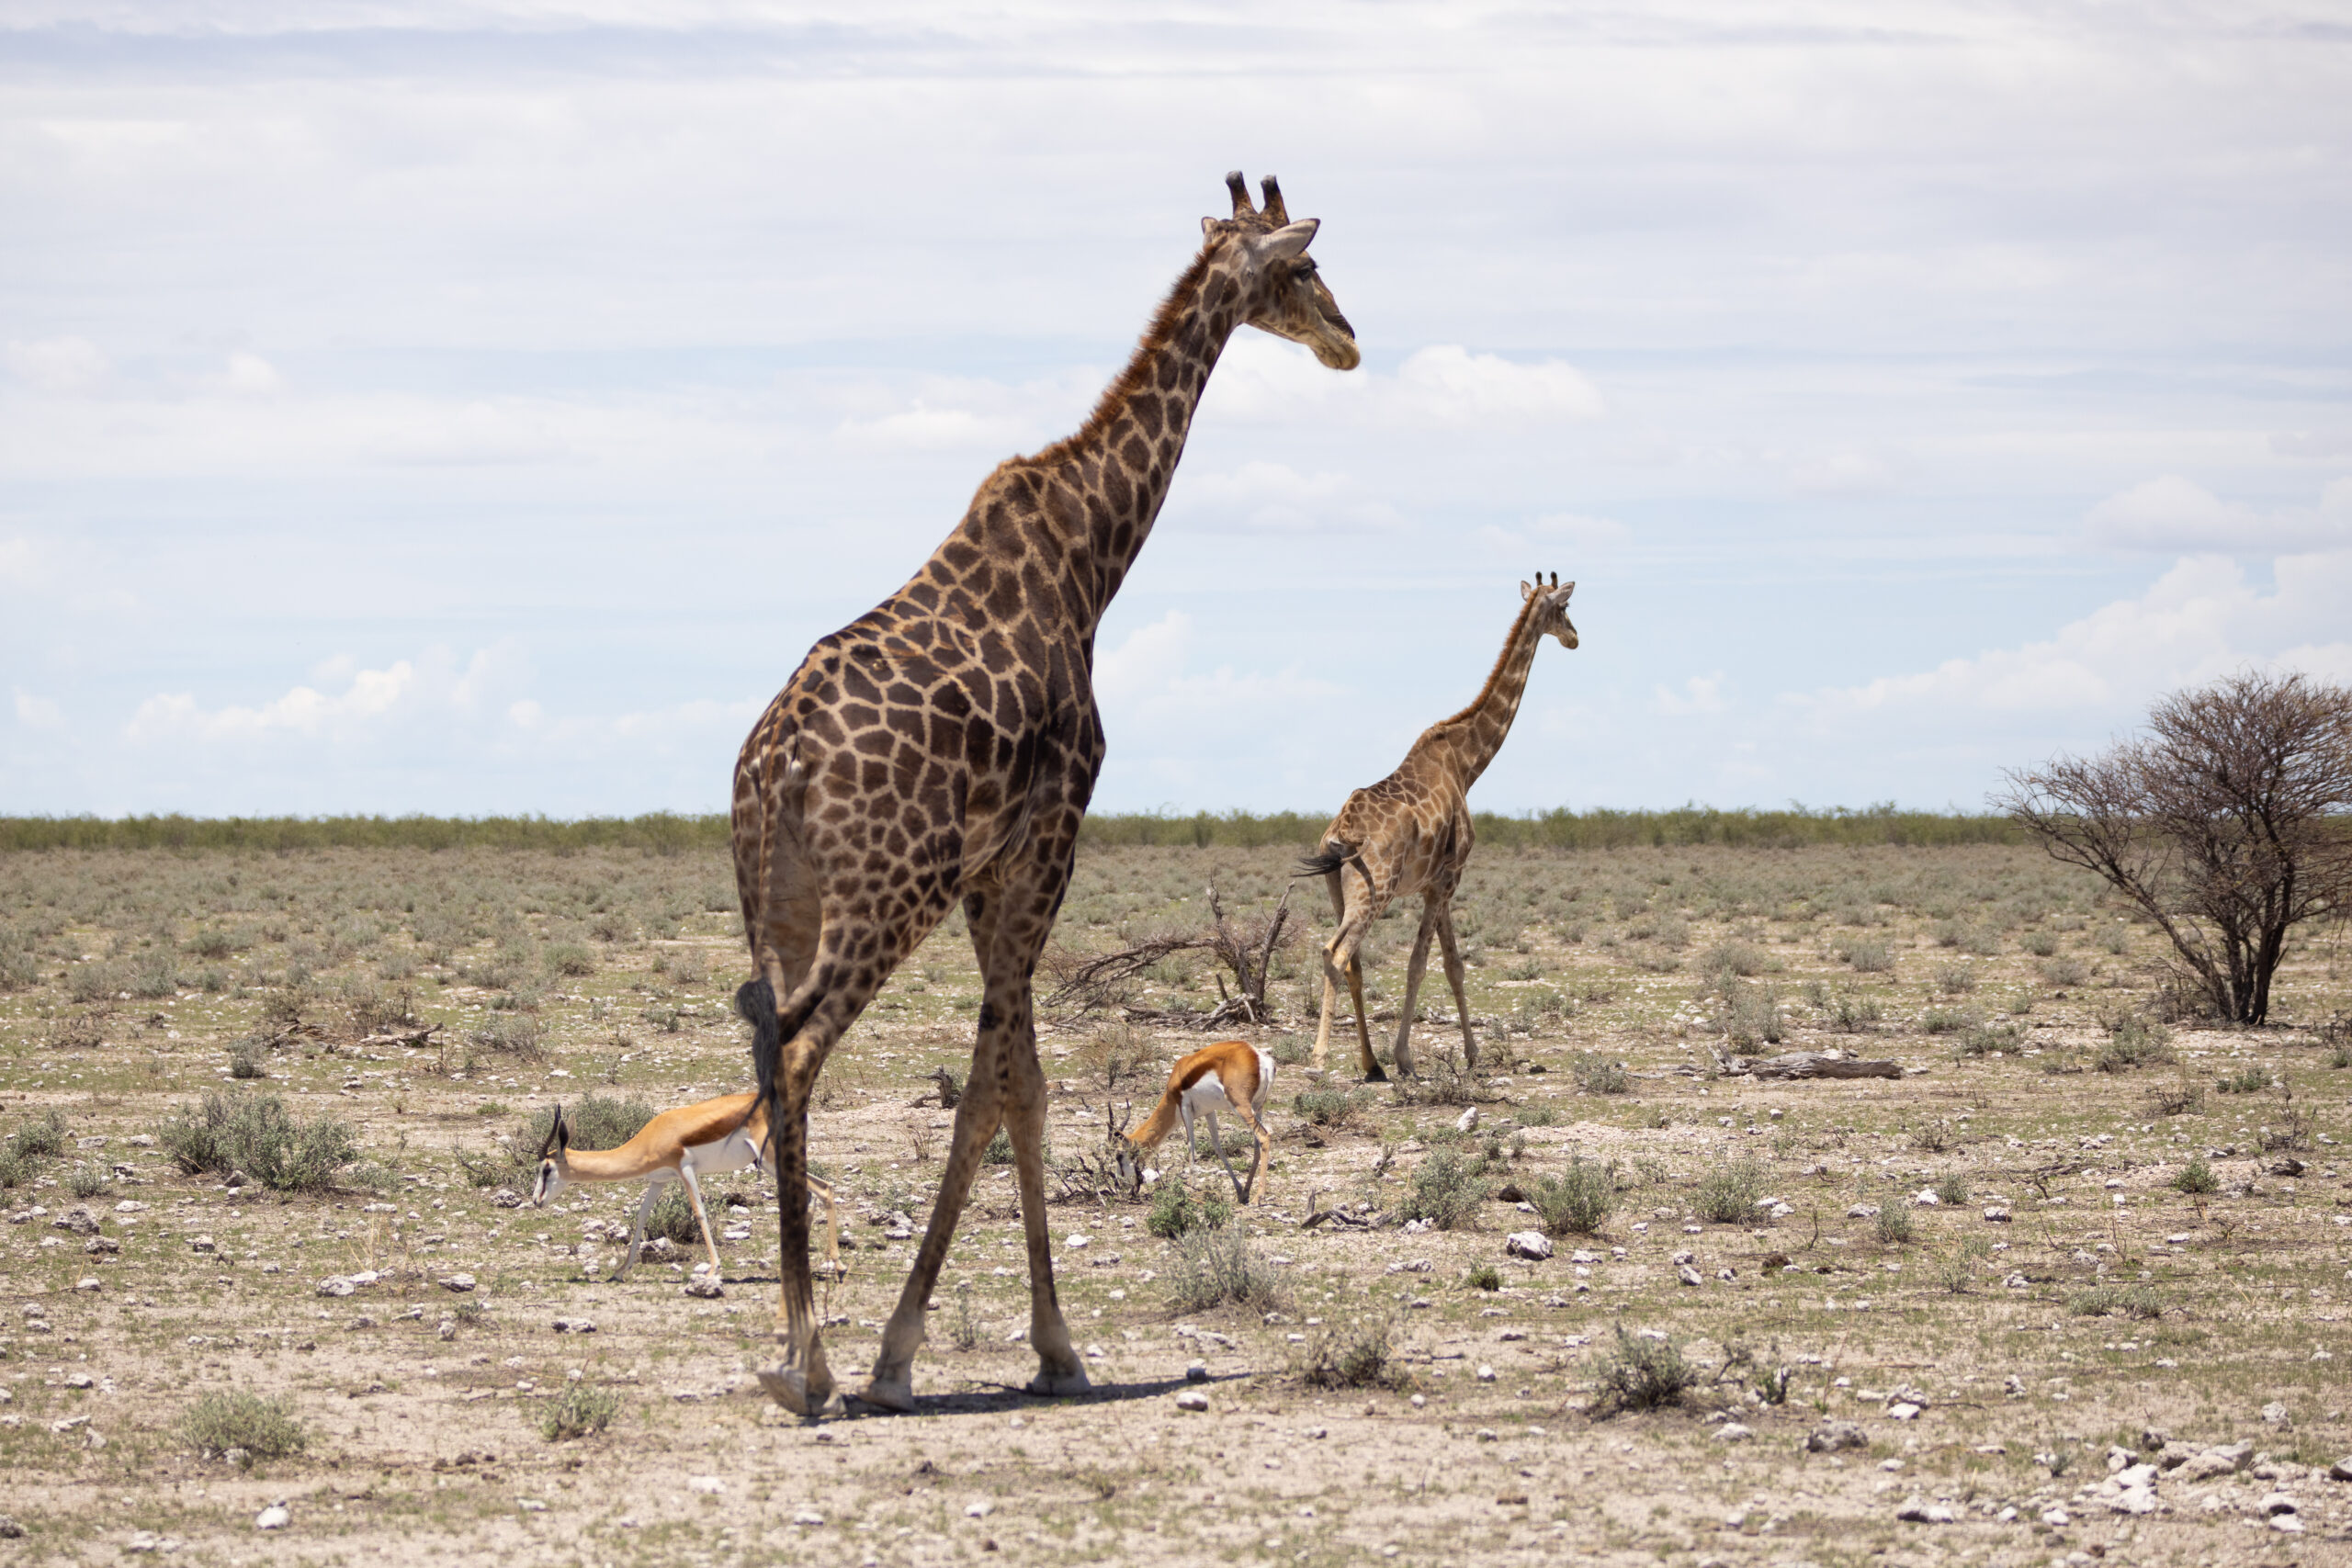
[1530,1159,1617,1236]
[154,1091,359,1193]
[65,1164,109,1201]
[1166,1226,1289,1314]
[1400,1149,1491,1230]
[1699,940,1767,978]
[1295,1308,1409,1391]
[544,942,596,978]
[2216,1065,2270,1095]
[1467,1261,1502,1292]
[644,1186,707,1246]
[1826,990,1883,1032]
[1692,1158,1765,1224]
[1932,1173,1970,1205]
[2098,924,2131,954]
[1922,1006,1980,1035]
[178,1391,307,1462]
[1724,982,1783,1047]
[2172,1155,2219,1194]
[1875,1205,1916,1244]
[2022,929,2059,957]
[7,1109,66,1164]
[65,963,120,1003]
[1568,1053,1632,1095]
[228,1040,269,1079]
[1146,1180,1231,1239]
[1591,1325,1696,1412]
[1839,941,1894,974]
[1292,1086,1367,1129]
[2069,1284,2162,1320]
[0,945,40,992]
[539,1382,621,1441]
[1956,1021,2023,1056]
[2096,1017,2176,1073]
[2039,956,2091,988]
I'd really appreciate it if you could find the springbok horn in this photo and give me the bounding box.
[537,1104,563,1161]
[1225,170,1256,219]
[1260,175,1288,225]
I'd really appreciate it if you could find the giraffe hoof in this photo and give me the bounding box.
[1025,1363,1091,1399]
[1362,1066,1388,1085]
[755,1365,834,1416]
[852,1377,917,1414]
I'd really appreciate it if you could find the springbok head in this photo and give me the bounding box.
[529,1103,571,1206]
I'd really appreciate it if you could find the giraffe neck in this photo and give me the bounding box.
[1426,594,1548,791]
[939,242,1249,638]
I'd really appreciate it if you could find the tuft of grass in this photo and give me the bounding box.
[1591,1325,1697,1412]
[178,1391,307,1463]
[643,1186,705,1246]
[1530,1158,1617,1236]
[154,1091,358,1193]
[228,1039,270,1079]
[1875,1205,1916,1244]
[2039,956,2091,988]
[1400,1149,1491,1230]
[1567,1053,1632,1096]
[2216,1065,2270,1095]
[7,1109,67,1165]
[1922,1005,1981,1035]
[1955,1021,2023,1056]
[1295,1307,1409,1392]
[2171,1155,2219,1195]
[1165,1226,1290,1315]
[1692,1157,1766,1224]
[1932,1172,1971,1205]
[544,942,596,978]
[1825,989,1883,1032]
[538,1382,622,1441]
[1933,963,1981,995]
[2069,1284,2163,1320]
[64,1164,109,1201]
[1466,1261,1502,1292]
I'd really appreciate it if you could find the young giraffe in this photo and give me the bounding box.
[1305,576,1578,1081]
[732,173,1360,1416]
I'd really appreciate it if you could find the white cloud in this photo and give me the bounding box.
[1177,461,1409,536]
[1201,338,1603,431]
[12,688,62,728]
[1794,549,2352,728]
[2085,474,2352,555]
[1388,346,1605,428]
[0,536,36,588]
[214,352,283,397]
[1094,608,1346,730]
[1477,511,1633,558]
[1786,448,1897,496]
[5,336,107,394]
[1652,672,1728,716]
[124,645,525,744]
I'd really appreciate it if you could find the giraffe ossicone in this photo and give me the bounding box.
[1305,574,1578,1081]
[729,173,1359,1416]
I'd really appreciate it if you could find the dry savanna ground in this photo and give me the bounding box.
[2,841,2349,1568]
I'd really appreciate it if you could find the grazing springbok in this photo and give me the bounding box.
[531,1093,837,1280]
[1113,1039,1276,1204]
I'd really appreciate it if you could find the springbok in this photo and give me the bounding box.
[1114,1040,1276,1204]
[532,1093,838,1280]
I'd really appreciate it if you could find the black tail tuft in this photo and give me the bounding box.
[1295,845,1348,880]
[736,977,780,1105]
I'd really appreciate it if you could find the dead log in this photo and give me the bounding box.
[1728,1051,1901,1080]
[354,1024,441,1049]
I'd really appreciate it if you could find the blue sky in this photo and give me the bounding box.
[3,1,2347,818]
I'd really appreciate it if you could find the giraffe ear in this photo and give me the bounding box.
[1256,219,1318,262]
[1521,580,1534,600]
[1203,216,1221,239]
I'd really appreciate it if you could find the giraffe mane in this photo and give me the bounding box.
[1012,236,1228,473]
[1419,584,1548,743]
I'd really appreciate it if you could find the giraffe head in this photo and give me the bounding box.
[1204,172,1361,370]
[1522,573,1578,649]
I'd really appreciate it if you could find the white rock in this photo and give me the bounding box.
[1504,1232,1553,1261]
[1847,1204,1879,1219]
[1895,1498,1954,1523]
[316,1277,356,1298]
[2271,1515,2306,1533]
[1887,1402,1922,1421]
[438,1273,476,1292]
[966,1500,994,1518]
[1455,1107,1479,1134]
[2040,1507,2069,1527]
[687,1476,724,1495]
[1983,1206,2012,1223]
[1713,1423,1754,1443]
[1677,1265,1702,1287]
[1476,1365,1496,1382]
[1175,1389,1209,1412]
[254,1504,289,1531]
[792,1509,824,1527]
[1912,1190,1939,1207]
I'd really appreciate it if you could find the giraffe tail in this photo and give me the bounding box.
[735,977,781,1109]
[1295,845,1349,880]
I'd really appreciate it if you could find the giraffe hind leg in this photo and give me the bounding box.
[1435,903,1478,1070]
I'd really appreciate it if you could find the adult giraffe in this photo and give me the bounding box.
[1305,576,1577,1081]
[732,174,1360,1415]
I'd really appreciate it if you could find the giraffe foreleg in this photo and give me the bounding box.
[1434,902,1478,1070]
[1392,899,1441,1080]
[751,981,860,1418]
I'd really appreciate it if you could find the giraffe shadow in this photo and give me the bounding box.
[837,1371,1248,1419]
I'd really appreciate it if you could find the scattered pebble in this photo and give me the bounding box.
[254,1504,289,1531]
